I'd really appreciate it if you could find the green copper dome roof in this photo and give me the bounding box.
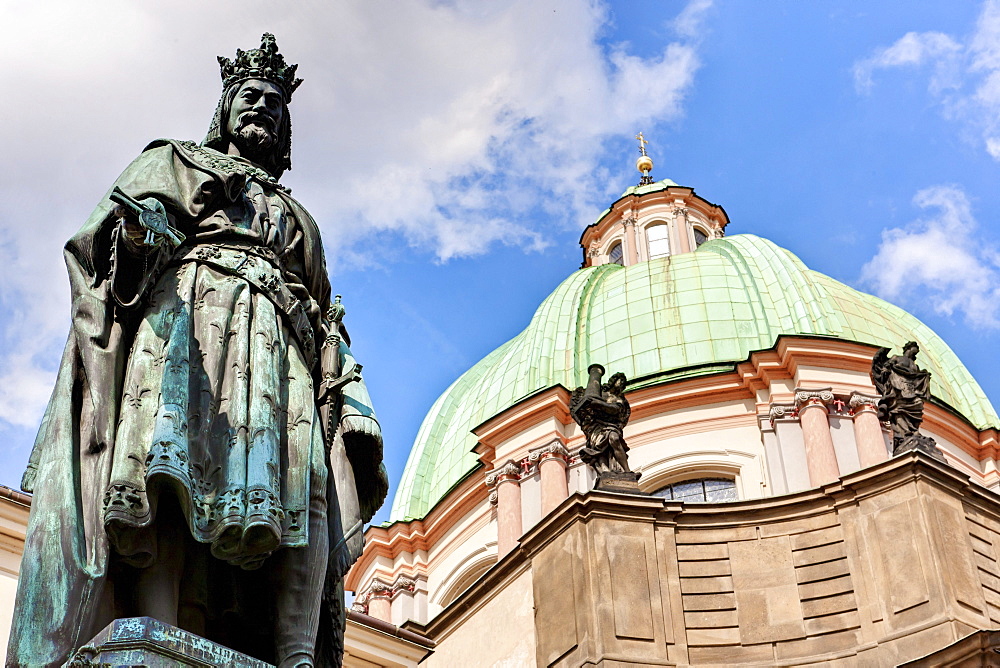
[390,234,999,522]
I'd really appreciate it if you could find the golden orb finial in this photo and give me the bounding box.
[635,132,654,185]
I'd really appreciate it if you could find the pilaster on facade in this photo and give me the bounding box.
[354,578,394,621]
[669,203,691,254]
[621,212,639,265]
[485,460,523,557]
[848,391,889,468]
[353,573,425,625]
[528,441,571,515]
[793,387,841,486]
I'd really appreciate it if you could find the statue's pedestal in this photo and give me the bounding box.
[594,470,643,494]
[69,616,272,667]
[895,433,948,463]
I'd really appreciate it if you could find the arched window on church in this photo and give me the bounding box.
[608,242,624,266]
[651,477,738,503]
[439,555,496,608]
[694,227,709,247]
[646,223,670,259]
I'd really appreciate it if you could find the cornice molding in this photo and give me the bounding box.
[407,452,980,643]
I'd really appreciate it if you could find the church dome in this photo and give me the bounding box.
[390,233,999,522]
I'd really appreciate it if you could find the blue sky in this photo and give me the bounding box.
[2,1,999,526]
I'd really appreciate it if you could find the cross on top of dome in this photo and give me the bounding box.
[635,131,654,186]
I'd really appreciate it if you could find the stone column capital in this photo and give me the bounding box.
[366,579,393,600]
[528,441,570,466]
[356,575,420,612]
[485,459,521,488]
[848,391,881,414]
[389,576,417,600]
[768,403,797,423]
[354,578,393,613]
[794,387,835,410]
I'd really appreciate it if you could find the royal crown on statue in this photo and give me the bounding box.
[217,32,303,100]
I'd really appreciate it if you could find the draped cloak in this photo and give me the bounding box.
[7,139,387,667]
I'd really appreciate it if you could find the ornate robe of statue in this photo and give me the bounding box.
[9,35,386,668]
[570,365,633,475]
[871,342,940,458]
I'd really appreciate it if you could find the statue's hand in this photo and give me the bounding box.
[136,197,170,247]
[116,196,168,249]
[118,208,147,248]
[138,197,167,217]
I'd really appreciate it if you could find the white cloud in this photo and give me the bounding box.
[861,185,1000,329]
[853,0,1000,159]
[853,31,961,93]
[673,0,714,39]
[0,1,705,433]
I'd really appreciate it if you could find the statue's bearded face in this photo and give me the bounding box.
[226,79,286,160]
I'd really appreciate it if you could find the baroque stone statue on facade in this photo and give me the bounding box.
[871,341,944,460]
[570,364,640,492]
[7,34,387,668]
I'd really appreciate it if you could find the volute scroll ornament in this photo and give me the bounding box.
[768,403,797,426]
[848,391,881,414]
[794,387,835,408]
[485,459,522,488]
[527,441,570,465]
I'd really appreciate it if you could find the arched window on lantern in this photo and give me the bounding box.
[646,223,670,259]
[693,227,709,248]
[651,477,738,503]
[608,242,624,266]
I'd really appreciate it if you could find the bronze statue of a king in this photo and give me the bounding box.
[7,34,387,668]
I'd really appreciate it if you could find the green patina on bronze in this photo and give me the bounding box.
[10,34,387,668]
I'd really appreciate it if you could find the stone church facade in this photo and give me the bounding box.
[346,175,1000,666]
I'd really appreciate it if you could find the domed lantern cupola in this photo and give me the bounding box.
[580,133,730,268]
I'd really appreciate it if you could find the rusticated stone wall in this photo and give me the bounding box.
[409,453,1000,666]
